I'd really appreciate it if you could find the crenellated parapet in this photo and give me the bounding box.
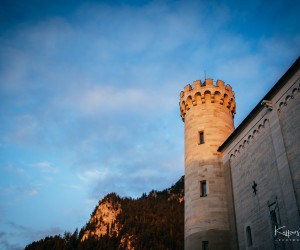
[179,78,236,121]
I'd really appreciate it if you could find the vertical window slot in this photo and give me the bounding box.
[246,226,253,247]
[199,131,204,144]
[200,180,207,197]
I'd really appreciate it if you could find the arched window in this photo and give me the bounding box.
[270,209,278,233]
[199,131,205,144]
[246,226,253,247]
[200,180,207,197]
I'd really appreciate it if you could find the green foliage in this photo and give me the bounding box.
[24,176,184,250]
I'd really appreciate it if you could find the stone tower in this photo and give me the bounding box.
[179,79,236,249]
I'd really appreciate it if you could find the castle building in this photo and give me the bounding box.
[179,57,300,250]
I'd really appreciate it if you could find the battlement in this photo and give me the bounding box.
[179,78,236,121]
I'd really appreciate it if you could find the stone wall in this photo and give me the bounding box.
[278,79,300,215]
[181,58,300,250]
[180,79,235,249]
[223,69,300,250]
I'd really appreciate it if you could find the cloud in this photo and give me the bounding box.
[0,186,39,197]
[65,184,82,191]
[5,164,26,175]
[32,161,59,174]
[2,115,39,145]
[0,238,22,250]
[0,1,300,248]
[25,188,38,196]
[67,85,174,116]
[0,231,22,250]
[0,0,298,195]
[7,222,30,231]
[258,35,300,64]
[78,169,109,182]
[2,222,64,249]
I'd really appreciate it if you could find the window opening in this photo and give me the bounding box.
[202,241,209,250]
[199,131,204,144]
[270,210,278,232]
[200,181,207,197]
[268,196,285,249]
[246,226,253,247]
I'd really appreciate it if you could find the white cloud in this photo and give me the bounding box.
[25,187,39,196]
[0,1,299,249]
[133,168,159,178]
[32,161,59,174]
[65,184,82,191]
[78,168,109,182]
[60,82,177,118]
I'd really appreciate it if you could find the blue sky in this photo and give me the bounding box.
[0,0,299,249]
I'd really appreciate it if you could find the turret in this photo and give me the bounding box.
[180,79,236,121]
[179,79,236,249]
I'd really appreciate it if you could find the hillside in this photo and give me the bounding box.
[25,176,184,250]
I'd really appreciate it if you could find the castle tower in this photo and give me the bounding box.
[179,79,236,249]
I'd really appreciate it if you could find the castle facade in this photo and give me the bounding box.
[179,57,300,250]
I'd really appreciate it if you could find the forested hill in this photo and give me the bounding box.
[25,176,184,250]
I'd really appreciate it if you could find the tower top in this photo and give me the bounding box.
[179,78,236,121]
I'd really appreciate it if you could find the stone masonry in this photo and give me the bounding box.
[180,57,300,250]
[180,79,236,249]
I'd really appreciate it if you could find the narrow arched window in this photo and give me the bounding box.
[200,180,207,197]
[246,226,253,247]
[270,210,278,231]
[199,131,204,144]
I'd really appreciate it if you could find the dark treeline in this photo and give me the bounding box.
[25,176,184,250]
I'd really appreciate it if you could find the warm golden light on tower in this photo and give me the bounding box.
[180,78,235,249]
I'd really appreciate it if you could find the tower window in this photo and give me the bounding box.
[202,241,209,250]
[270,210,278,232]
[246,226,253,247]
[268,196,280,239]
[200,180,207,197]
[199,131,204,144]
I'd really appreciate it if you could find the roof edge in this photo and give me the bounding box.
[218,56,300,152]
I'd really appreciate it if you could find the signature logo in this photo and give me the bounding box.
[275,226,300,242]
